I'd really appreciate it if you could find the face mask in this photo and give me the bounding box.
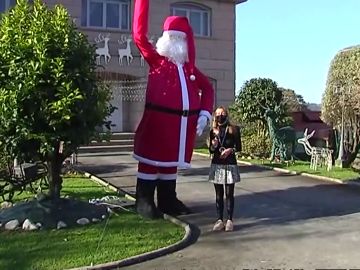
[216,115,228,124]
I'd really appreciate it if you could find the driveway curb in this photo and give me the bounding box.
[194,152,360,187]
[67,171,193,270]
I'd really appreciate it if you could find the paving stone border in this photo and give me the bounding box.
[67,170,193,270]
[194,152,360,188]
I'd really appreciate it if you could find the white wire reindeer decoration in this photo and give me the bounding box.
[95,33,111,65]
[297,128,333,171]
[118,35,133,66]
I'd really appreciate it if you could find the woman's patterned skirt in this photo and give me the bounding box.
[208,164,241,184]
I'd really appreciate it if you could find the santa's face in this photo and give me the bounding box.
[156,32,188,65]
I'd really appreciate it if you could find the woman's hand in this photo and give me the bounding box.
[220,148,233,159]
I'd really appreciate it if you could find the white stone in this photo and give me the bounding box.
[22,219,38,231]
[5,219,19,230]
[101,215,106,219]
[92,218,100,223]
[76,218,90,225]
[36,223,42,228]
[57,221,67,229]
[1,201,13,209]
[107,207,115,215]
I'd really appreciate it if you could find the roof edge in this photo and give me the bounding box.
[236,0,248,4]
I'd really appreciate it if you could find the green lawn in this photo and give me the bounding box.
[240,158,359,180]
[0,177,183,270]
[194,147,210,155]
[194,148,359,181]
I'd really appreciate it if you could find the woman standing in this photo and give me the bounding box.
[209,106,241,231]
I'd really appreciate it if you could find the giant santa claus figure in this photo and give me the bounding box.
[132,0,214,218]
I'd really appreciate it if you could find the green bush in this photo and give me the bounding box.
[242,133,271,158]
[0,145,10,171]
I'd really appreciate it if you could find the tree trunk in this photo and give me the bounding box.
[344,115,360,168]
[47,144,64,200]
[345,143,360,168]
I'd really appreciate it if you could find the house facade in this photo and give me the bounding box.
[1,0,244,133]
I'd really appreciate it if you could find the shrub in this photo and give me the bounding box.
[0,0,112,199]
[242,133,271,158]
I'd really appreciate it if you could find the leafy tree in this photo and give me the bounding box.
[230,78,292,158]
[230,78,290,134]
[0,0,112,199]
[321,45,360,167]
[280,87,306,112]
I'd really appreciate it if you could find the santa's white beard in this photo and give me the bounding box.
[156,35,188,65]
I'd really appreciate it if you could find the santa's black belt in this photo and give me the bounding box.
[145,103,200,117]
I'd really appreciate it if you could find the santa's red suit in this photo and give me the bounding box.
[132,0,214,218]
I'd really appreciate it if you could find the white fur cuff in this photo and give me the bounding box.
[199,110,211,122]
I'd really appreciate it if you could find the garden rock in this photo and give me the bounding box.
[57,221,67,229]
[5,219,19,230]
[77,218,90,225]
[1,201,13,209]
[92,218,100,223]
[22,219,38,231]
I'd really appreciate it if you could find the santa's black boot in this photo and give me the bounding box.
[157,180,191,216]
[135,178,161,219]
[157,181,172,215]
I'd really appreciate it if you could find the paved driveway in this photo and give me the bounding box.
[78,152,360,270]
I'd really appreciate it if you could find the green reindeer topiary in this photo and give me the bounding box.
[263,107,296,162]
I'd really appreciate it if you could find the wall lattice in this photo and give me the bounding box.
[107,80,147,102]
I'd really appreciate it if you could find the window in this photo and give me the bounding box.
[171,3,211,37]
[0,0,16,13]
[81,0,130,30]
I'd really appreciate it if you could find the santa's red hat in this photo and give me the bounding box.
[163,16,196,81]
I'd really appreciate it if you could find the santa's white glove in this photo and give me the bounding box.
[196,115,208,136]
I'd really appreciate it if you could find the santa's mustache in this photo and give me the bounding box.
[156,35,188,64]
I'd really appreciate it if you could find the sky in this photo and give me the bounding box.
[235,0,360,104]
